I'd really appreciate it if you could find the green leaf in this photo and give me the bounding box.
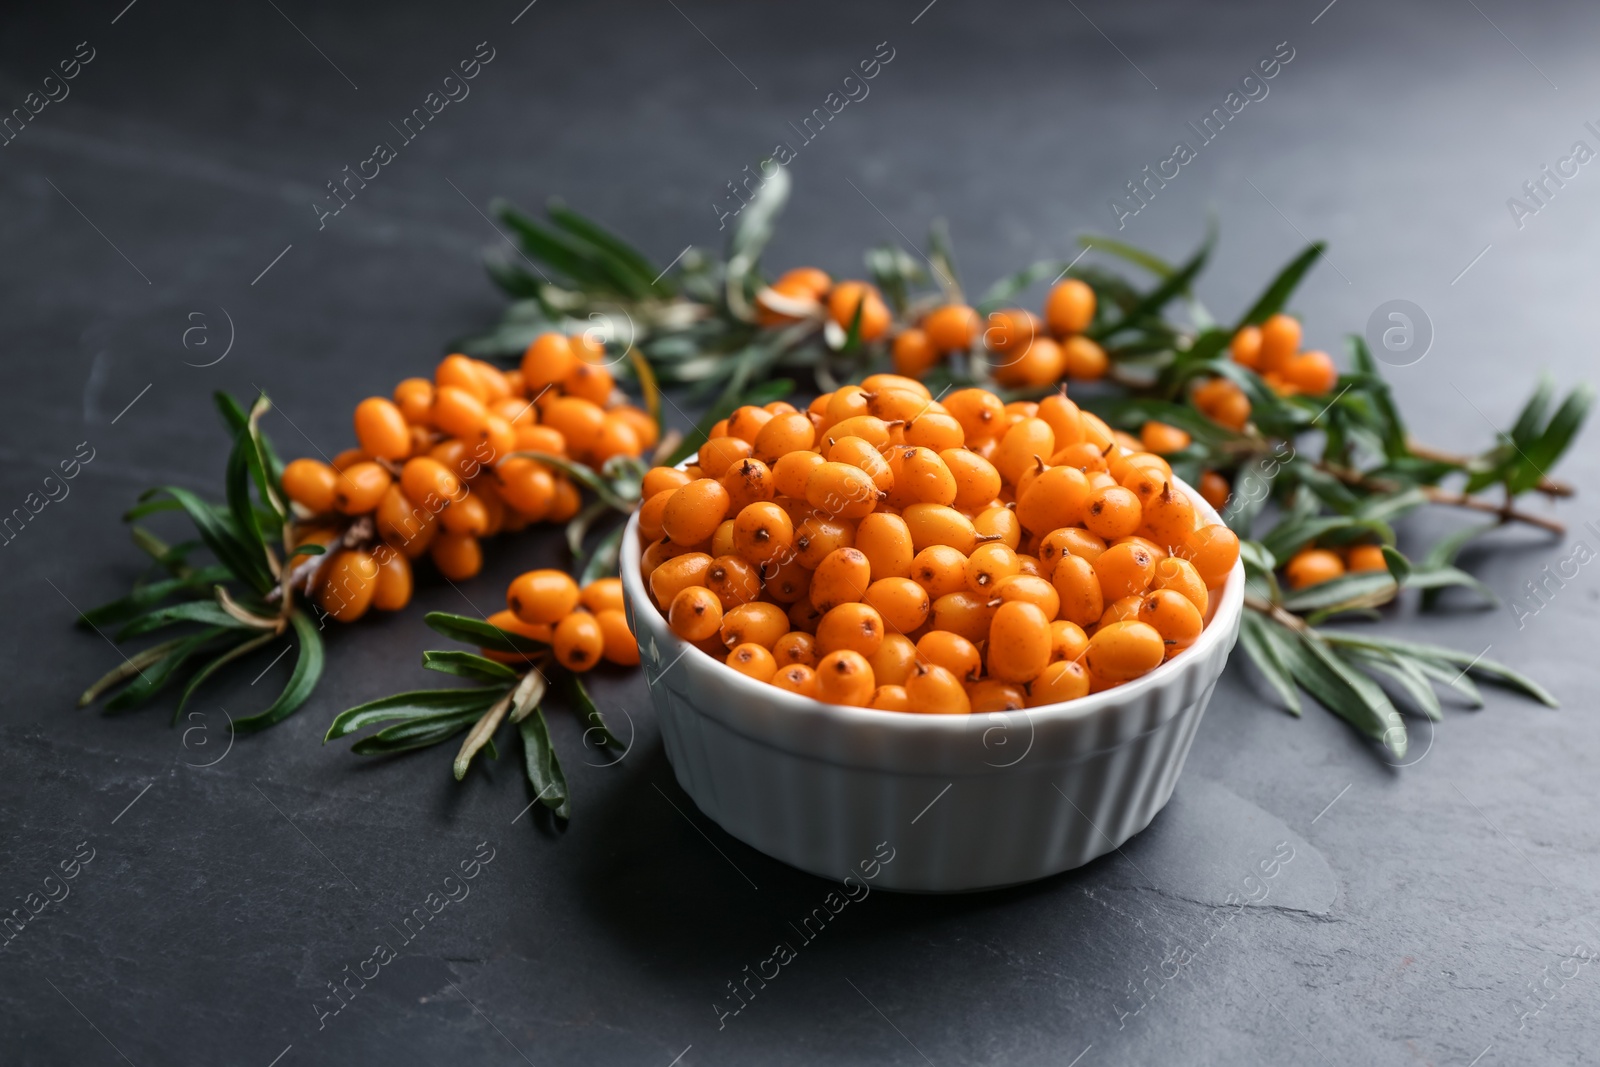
[975,259,1073,314]
[1234,242,1325,328]
[546,199,666,295]
[175,630,278,719]
[115,597,252,640]
[1077,234,1174,278]
[422,650,521,683]
[1380,545,1411,586]
[423,611,549,654]
[350,707,490,755]
[1319,632,1557,708]
[566,673,622,749]
[1275,629,1407,757]
[229,610,324,733]
[78,636,190,707]
[326,685,506,741]
[1419,522,1496,610]
[492,199,650,299]
[1348,336,1407,458]
[142,486,274,595]
[1515,383,1592,492]
[727,162,791,265]
[1343,647,1442,722]
[77,567,232,629]
[1283,571,1397,615]
[1095,226,1213,340]
[520,709,570,820]
[1404,565,1496,606]
[1237,611,1302,714]
[1508,374,1557,448]
[103,628,231,712]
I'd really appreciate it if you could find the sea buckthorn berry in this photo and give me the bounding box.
[1285,350,1338,395]
[724,405,773,445]
[638,538,676,581]
[1062,336,1109,380]
[806,461,881,520]
[984,308,1039,354]
[439,493,491,537]
[815,649,876,706]
[1151,557,1208,616]
[393,378,435,425]
[1140,589,1204,652]
[1193,377,1251,432]
[824,416,893,455]
[590,416,642,463]
[1346,543,1388,573]
[543,396,607,455]
[892,447,953,506]
[430,532,482,580]
[1032,386,1081,442]
[973,506,1020,550]
[816,603,886,657]
[773,631,818,668]
[965,542,1020,593]
[318,549,378,622]
[911,545,970,599]
[868,633,918,686]
[1016,554,1045,578]
[793,514,856,568]
[993,574,1061,620]
[513,422,564,455]
[1052,441,1110,474]
[400,456,462,508]
[376,485,434,549]
[1199,471,1230,511]
[753,412,816,463]
[509,568,581,624]
[861,373,931,399]
[1099,596,1144,628]
[1086,620,1165,682]
[829,437,895,491]
[1083,485,1144,540]
[331,447,369,472]
[969,679,1027,713]
[495,458,555,519]
[987,601,1053,683]
[648,553,713,610]
[893,328,940,378]
[642,466,693,499]
[994,417,1057,486]
[1258,313,1302,373]
[1048,619,1089,663]
[905,662,971,715]
[1094,541,1158,602]
[996,337,1065,389]
[580,577,626,614]
[1016,465,1091,534]
[776,266,832,298]
[772,450,825,499]
[726,642,778,683]
[333,461,393,515]
[868,685,911,712]
[283,458,339,514]
[923,303,981,352]
[720,458,776,512]
[669,586,723,642]
[827,282,891,342]
[1052,555,1106,627]
[1045,277,1096,336]
[707,419,730,440]
[435,353,488,400]
[710,519,737,559]
[521,332,579,392]
[614,406,659,451]
[821,385,870,426]
[757,275,822,326]
[856,512,915,580]
[786,598,824,634]
[810,547,873,612]
[1028,660,1090,706]
[547,476,582,523]
[1140,482,1198,551]
[706,555,762,609]
[1139,420,1191,456]
[663,480,731,546]
[482,609,553,664]
[772,663,819,697]
[432,385,489,441]
[867,387,932,424]
[863,577,930,634]
[1230,324,1262,369]
[733,501,795,568]
[353,397,412,461]
[563,360,615,407]
[929,591,996,645]
[903,412,964,453]
[1183,524,1241,588]
[763,556,811,604]
[721,601,789,649]
[596,608,640,666]
[1039,527,1106,570]
[637,489,674,542]
[903,504,979,555]
[940,450,1000,512]
[1285,547,1345,590]
[945,387,1006,443]
[553,612,605,672]
[492,396,536,429]
[916,630,982,683]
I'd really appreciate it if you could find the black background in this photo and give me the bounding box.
[2,1,1597,1064]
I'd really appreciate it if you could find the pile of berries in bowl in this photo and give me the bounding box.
[622,375,1244,891]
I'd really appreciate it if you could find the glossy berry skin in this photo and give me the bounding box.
[987,601,1052,683]
[333,462,393,515]
[815,603,886,657]
[1258,313,1302,373]
[814,649,876,706]
[554,612,605,672]
[867,685,911,712]
[1285,548,1346,590]
[772,631,818,668]
[663,480,730,547]
[1346,544,1389,573]
[1027,660,1090,706]
[905,662,971,714]
[648,553,713,610]
[669,586,723,642]
[354,397,412,461]
[916,630,982,684]
[1094,541,1159,602]
[863,577,930,634]
[1139,589,1205,651]
[968,679,1027,713]
[509,569,581,624]
[318,550,377,622]
[922,304,981,352]
[726,642,779,683]
[282,458,339,514]
[1184,524,1241,589]
[371,550,413,611]
[1045,278,1096,336]
[810,548,873,612]
[893,328,940,378]
[595,609,640,666]
[719,602,789,650]
[1085,620,1165,682]
[867,634,918,686]
[772,664,818,697]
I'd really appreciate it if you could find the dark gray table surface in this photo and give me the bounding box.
[3,1,1597,1064]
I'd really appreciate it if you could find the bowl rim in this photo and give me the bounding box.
[623,457,1245,735]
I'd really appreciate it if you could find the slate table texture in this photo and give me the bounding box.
[2,0,1598,1064]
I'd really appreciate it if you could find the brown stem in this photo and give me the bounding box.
[1319,462,1565,536]
[1405,439,1574,498]
[1244,594,1309,633]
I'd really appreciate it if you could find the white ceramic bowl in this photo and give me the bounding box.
[621,472,1244,892]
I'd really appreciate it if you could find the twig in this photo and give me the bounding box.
[1318,463,1565,536]
[1244,594,1309,633]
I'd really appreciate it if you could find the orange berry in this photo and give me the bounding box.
[916,630,982,683]
[393,378,435,426]
[333,461,392,515]
[435,354,488,400]
[1284,350,1338,395]
[969,679,1027,713]
[911,545,970,599]
[776,266,832,299]
[354,397,412,461]
[1346,544,1389,573]
[893,328,940,378]
[1151,557,1209,617]
[663,479,730,546]
[669,586,723,642]
[1062,336,1108,380]
[1139,482,1197,551]
[1139,420,1191,456]
[431,385,489,441]
[521,332,578,393]
[1183,524,1241,588]
[648,553,713,610]
[733,501,795,568]
[1199,470,1230,511]
[863,577,930,634]
[814,649,876,706]
[596,608,640,666]
[543,397,606,456]
[994,417,1056,486]
[1093,541,1158,602]
[965,542,1020,593]
[984,308,1039,353]
[992,574,1060,620]
[726,642,778,683]
[1085,620,1165,682]
[1139,588,1204,652]
[994,337,1064,388]
[816,602,886,657]
[856,512,915,580]
[642,466,693,499]
[1017,465,1092,535]
[705,555,762,609]
[826,281,890,342]
[771,663,819,697]
[867,685,911,712]
[902,503,979,555]
[1048,619,1089,663]
[1027,660,1090,706]
[752,412,816,463]
[929,590,995,645]
[1045,278,1096,336]
[439,492,491,537]
[904,662,971,714]
[923,304,981,351]
[793,514,856,569]
[429,532,482,581]
[553,612,605,672]
[317,549,378,623]
[495,458,555,519]
[806,461,881,520]
[1083,485,1144,540]
[772,631,819,668]
[1285,548,1346,590]
[509,569,581,624]
[1229,325,1263,369]
[1258,313,1301,373]
[987,601,1052,683]
[944,388,1007,442]
[720,601,789,650]
[282,458,339,514]
[867,633,918,686]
